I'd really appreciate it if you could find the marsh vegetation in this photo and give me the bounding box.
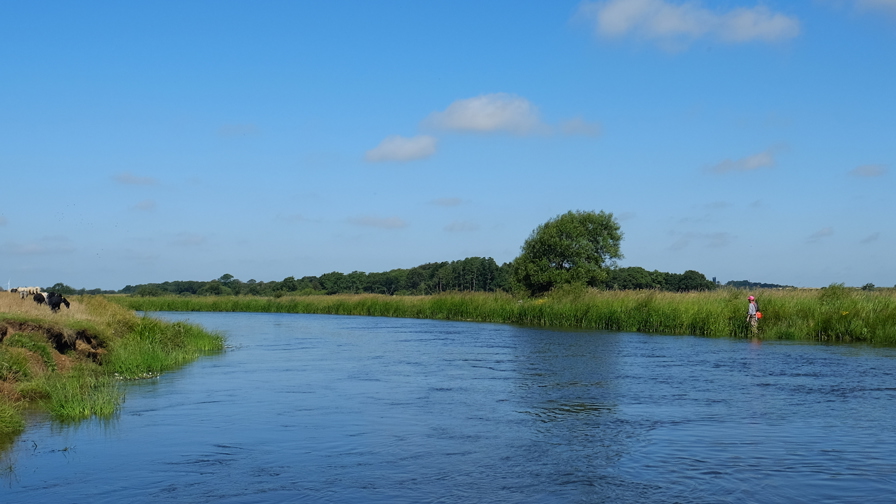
[114,284,896,344]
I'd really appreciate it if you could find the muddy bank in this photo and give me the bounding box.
[0,319,107,363]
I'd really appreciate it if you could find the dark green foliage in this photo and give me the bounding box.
[121,257,513,297]
[725,279,793,289]
[606,267,660,290]
[668,270,717,292]
[512,210,623,295]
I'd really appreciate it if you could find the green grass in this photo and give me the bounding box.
[5,333,56,371]
[112,286,896,344]
[0,397,25,448]
[0,295,225,447]
[103,317,225,378]
[22,364,120,421]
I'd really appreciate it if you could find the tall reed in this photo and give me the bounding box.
[112,287,896,344]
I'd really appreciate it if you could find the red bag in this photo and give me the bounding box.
[756,312,763,319]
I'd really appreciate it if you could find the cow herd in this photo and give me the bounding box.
[10,287,71,313]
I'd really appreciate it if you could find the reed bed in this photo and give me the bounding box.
[113,285,896,344]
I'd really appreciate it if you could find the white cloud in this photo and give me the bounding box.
[348,216,408,229]
[113,171,158,186]
[431,197,463,207]
[424,93,542,134]
[559,116,602,137]
[365,135,437,162]
[849,164,888,177]
[133,199,156,211]
[578,0,800,47]
[444,221,479,232]
[708,147,780,174]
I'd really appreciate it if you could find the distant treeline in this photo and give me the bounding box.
[110,258,720,297]
[724,280,792,289]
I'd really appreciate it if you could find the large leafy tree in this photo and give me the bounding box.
[512,210,623,295]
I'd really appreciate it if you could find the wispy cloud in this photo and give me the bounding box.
[861,232,880,244]
[113,171,158,186]
[577,0,800,48]
[431,197,463,207]
[849,164,888,177]
[133,200,156,211]
[708,146,781,174]
[854,0,896,16]
[424,93,543,134]
[348,216,408,229]
[559,116,602,137]
[444,221,479,232]
[807,227,834,242]
[217,123,259,137]
[170,233,206,246]
[365,135,437,162]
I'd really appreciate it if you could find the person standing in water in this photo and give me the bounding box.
[747,295,759,334]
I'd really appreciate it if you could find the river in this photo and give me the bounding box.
[3,312,896,502]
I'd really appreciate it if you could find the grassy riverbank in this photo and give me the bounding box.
[0,293,224,450]
[112,284,896,344]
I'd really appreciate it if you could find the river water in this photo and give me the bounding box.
[3,312,896,503]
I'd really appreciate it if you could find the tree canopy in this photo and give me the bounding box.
[512,210,623,295]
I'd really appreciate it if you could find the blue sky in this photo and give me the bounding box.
[2,0,894,290]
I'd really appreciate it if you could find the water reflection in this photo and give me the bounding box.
[4,312,896,503]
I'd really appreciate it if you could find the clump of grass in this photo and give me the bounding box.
[103,317,225,378]
[0,348,31,382]
[0,397,25,440]
[5,333,56,372]
[31,364,121,421]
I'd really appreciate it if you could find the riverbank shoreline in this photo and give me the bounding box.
[110,285,896,344]
[0,293,224,451]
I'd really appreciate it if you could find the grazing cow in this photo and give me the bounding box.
[33,292,46,306]
[47,292,70,312]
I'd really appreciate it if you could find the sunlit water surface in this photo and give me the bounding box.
[4,312,896,503]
